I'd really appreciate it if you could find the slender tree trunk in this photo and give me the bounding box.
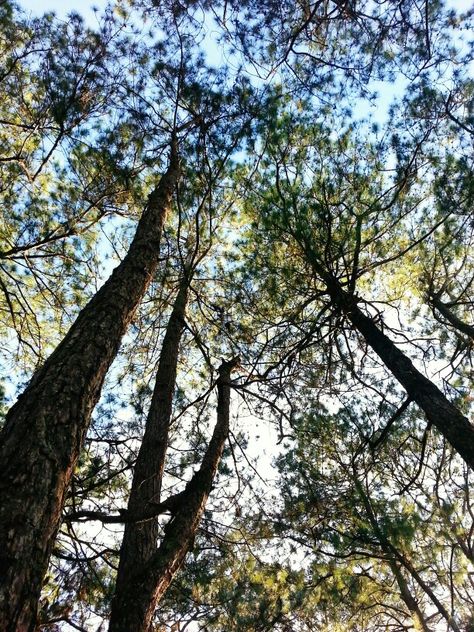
[344,298,474,470]
[108,357,238,632]
[307,252,474,469]
[389,561,431,632]
[394,548,460,631]
[109,275,189,630]
[429,295,474,340]
[353,475,431,632]
[0,143,179,632]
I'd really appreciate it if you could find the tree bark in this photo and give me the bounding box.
[429,294,474,340]
[344,298,474,470]
[394,547,460,631]
[109,275,189,631]
[108,357,239,632]
[390,562,432,632]
[307,252,474,470]
[0,143,179,632]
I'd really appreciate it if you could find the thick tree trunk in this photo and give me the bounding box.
[108,357,238,632]
[109,276,189,631]
[0,144,179,632]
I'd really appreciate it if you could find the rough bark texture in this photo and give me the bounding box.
[109,277,189,630]
[108,357,238,632]
[0,145,179,632]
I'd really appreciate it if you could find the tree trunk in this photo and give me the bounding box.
[108,357,238,632]
[430,294,474,340]
[394,547,460,631]
[307,253,474,470]
[109,275,189,631]
[344,298,474,470]
[0,143,179,632]
[353,474,432,632]
[390,562,432,632]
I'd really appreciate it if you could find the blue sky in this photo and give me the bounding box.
[16,0,474,132]
[20,0,474,18]
[20,0,107,22]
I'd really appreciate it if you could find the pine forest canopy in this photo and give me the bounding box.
[0,0,473,630]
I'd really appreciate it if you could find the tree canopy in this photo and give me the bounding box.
[0,0,473,630]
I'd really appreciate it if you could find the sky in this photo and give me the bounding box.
[19,0,473,128]
[20,0,474,20]
[20,0,107,21]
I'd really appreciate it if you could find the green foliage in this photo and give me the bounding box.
[2,0,474,629]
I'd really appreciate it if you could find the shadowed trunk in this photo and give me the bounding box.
[390,562,431,632]
[0,143,179,632]
[108,357,238,632]
[307,252,474,470]
[345,298,474,470]
[109,274,190,631]
[429,294,474,340]
[393,548,460,631]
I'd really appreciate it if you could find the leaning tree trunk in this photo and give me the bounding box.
[109,274,190,631]
[344,298,474,470]
[392,543,460,631]
[429,294,474,340]
[108,357,239,632]
[389,561,432,632]
[0,143,179,632]
[307,254,474,470]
